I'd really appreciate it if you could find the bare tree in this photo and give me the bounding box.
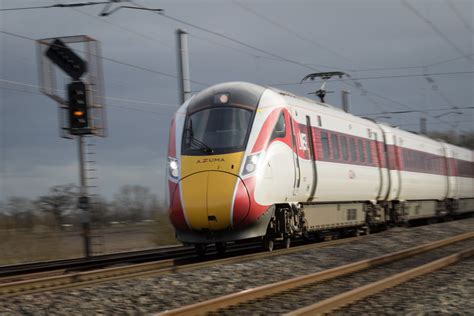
[35,184,77,229]
[90,195,111,227]
[3,197,36,230]
[112,185,157,222]
[429,131,474,149]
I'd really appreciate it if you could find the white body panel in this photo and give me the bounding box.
[314,162,380,202]
[444,143,474,199]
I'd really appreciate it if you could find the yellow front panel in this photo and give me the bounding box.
[181,152,244,178]
[207,172,237,230]
[180,172,209,229]
[180,152,244,231]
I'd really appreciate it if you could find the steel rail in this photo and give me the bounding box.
[0,244,188,278]
[157,231,474,316]
[288,247,474,315]
[0,236,362,297]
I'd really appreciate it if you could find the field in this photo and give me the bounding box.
[0,222,178,265]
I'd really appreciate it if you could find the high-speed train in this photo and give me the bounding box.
[166,82,474,254]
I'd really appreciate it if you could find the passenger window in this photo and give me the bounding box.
[321,131,331,159]
[358,139,365,162]
[366,141,372,164]
[350,138,357,161]
[340,136,348,160]
[270,112,286,140]
[331,134,340,160]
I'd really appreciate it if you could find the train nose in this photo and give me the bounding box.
[180,171,250,230]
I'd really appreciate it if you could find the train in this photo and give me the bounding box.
[166,82,474,254]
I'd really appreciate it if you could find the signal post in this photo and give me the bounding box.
[37,36,106,258]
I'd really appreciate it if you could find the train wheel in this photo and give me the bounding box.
[263,238,274,252]
[194,244,207,257]
[283,237,291,249]
[216,242,227,254]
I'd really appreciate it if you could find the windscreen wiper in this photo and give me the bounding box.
[190,136,214,154]
[185,119,214,154]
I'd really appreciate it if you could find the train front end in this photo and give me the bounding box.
[166,82,274,250]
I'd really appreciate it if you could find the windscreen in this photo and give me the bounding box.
[182,107,253,155]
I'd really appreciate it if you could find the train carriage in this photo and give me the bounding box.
[166,82,474,253]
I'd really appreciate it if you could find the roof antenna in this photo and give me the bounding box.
[300,71,346,103]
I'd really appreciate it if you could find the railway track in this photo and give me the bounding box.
[158,231,474,315]
[0,244,189,279]
[0,236,362,297]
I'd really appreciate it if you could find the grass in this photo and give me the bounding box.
[0,219,179,265]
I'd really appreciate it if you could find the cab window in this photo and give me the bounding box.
[270,112,286,140]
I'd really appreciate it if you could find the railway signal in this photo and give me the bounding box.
[38,35,107,258]
[46,39,87,80]
[67,81,90,133]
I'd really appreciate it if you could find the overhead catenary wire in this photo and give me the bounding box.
[63,4,175,50]
[2,3,471,132]
[359,106,474,116]
[0,84,175,117]
[398,120,473,127]
[0,78,179,109]
[401,0,473,63]
[131,2,434,118]
[267,70,474,87]
[230,0,354,67]
[447,0,474,35]
[0,1,109,11]
[0,30,210,87]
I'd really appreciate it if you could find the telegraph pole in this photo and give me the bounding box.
[176,29,191,104]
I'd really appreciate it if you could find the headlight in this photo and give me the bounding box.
[168,157,179,179]
[242,152,263,176]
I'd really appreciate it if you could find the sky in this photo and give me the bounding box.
[0,0,473,202]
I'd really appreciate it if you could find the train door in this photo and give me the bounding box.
[289,110,301,196]
[306,115,317,201]
[442,143,456,198]
[374,132,389,200]
[391,135,402,199]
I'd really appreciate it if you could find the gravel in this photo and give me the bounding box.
[1,217,473,315]
[337,257,474,315]
[213,238,474,315]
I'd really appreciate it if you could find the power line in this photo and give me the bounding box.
[359,106,474,116]
[354,86,463,131]
[0,30,210,87]
[134,2,323,73]
[267,70,474,87]
[64,4,175,50]
[0,78,178,108]
[398,120,473,127]
[0,85,174,117]
[2,4,468,130]
[0,1,109,11]
[231,0,354,66]
[401,0,473,63]
[426,53,474,67]
[132,2,423,116]
[447,0,474,35]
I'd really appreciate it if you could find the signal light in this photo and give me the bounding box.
[67,81,90,134]
[45,39,87,80]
